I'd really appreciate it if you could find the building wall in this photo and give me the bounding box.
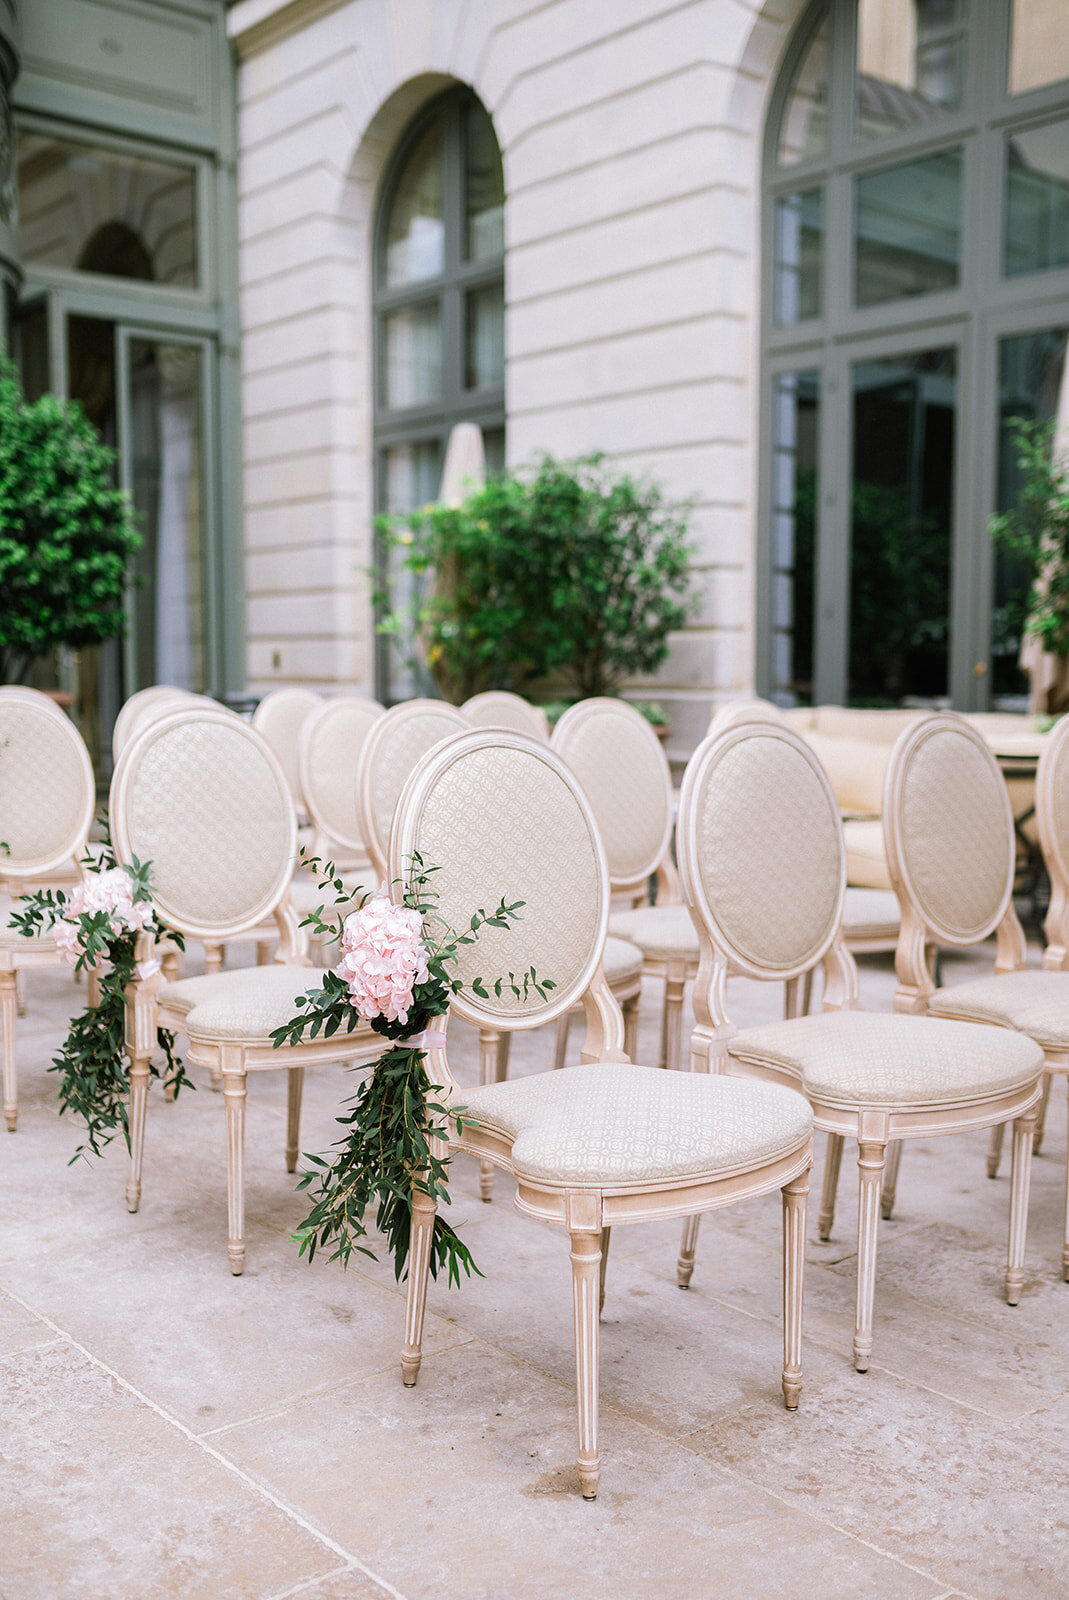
[227,0,805,753]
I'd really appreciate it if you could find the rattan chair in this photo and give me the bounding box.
[461,690,550,742]
[553,699,689,1070]
[392,728,813,1499]
[253,686,323,825]
[884,712,1069,1276]
[675,717,1043,1371]
[112,706,378,1273]
[0,689,96,1131]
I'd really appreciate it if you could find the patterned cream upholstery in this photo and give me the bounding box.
[884,716,1014,944]
[0,691,95,877]
[160,964,334,1044]
[457,1062,812,1185]
[551,698,672,889]
[113,687,203,762]
[253,687,323,809]
[111,709,297,939]
[926,973,1069,1050]
[842,887,900,942]
[728,1012,1043,1109]
[601,935,643,984]
[842,819,892,890]
[687,727,844,974]
[707,698,786,734]
[461,691,550,742]
[608,903,698,961]
[298,695,384,856]
[359,699,470,876]
[1039,715,1069,879]
[394,735,605,1024]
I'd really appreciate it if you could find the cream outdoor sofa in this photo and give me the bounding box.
[391,728,813,1500]
[674,716,1043,1373]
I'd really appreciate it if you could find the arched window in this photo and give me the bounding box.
[760,0,1069,709]
[373,87,505,699]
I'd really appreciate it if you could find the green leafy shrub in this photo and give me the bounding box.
[0,358,140,684]
[989,417,1069,658]
[376,454,693,702]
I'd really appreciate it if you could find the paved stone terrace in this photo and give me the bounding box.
[2,942,1068,1599]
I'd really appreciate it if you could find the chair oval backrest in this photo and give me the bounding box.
[551,697,672,893]
[390,730,609,1030]
[357,699,470,879]
[0,689,95,878]
[252,687,323,810]
[1037,715,1069,889]
[298,695,384,856]
[707,698,786,735]
[677,719,845,978]
[883,712,1014,947]
[461,691,550,742]
[111,707,297,941]
[113,686,191,762]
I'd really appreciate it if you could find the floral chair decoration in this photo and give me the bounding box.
[391,728,814,1499]
[552,698,688,1070]
[675,716,1044,1371]
[111,705,378,1273]
[0,688,96,1131]
[884,712,1069,1277]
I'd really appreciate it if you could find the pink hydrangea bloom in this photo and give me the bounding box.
[53,867,153,967]
[336,889,430,1025]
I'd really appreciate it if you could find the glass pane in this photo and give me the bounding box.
[1009,0,1069,95]
[483,426,506,476]
[777,13,829,168]
[993,329,1069,701]
[383,304,442,409]
[1004,118,1069,277]
[466,282,504,389]
[856,0,964,140]
[855,149,962,307]
[770,371,819,706]
[774,188,823,325]
[383,123,444,288]
[465,102,504,261]
[17,134,197,288]
[128,341,206,695]
[380,439,442,700]
[849,348,956,705]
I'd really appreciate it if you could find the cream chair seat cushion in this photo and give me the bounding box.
[928,972,1069,1052]
[607,905,698,962]
[160,964,371,1047]
[842,887,900,942]
[602,935,643,984]
[727,1011,1042,1110]
[842,819,893,890]
[456,1062,812,1186]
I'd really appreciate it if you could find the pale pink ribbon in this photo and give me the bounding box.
[404,1028,447,1051]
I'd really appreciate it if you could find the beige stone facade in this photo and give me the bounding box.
[227,0,802,754]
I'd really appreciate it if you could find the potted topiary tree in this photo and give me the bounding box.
[0,358,140,686]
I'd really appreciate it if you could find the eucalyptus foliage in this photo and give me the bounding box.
[989,418,1069,658]
[376,454,693,702]
[271,855,554,1285]
[10,840,188,1161]
[0,359,141,684]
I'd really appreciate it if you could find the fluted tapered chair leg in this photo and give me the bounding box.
[818,1131,844,1241]
[1,968,17,1132]
[224,1068,248,1276]
[598,1227,611,1316]
[881,1140,904,1220]
[1006,1108,1037,1302]
[622,994,640,1063]
[286,1066,304,1173]
[479,1028,499,1201]
[677,1213,700,1287]
[661,966,687,1072]
[987,1119,1006,1179]
[1033,1072,1053,1156]
[854,1138,887,1373]
[403,1183,437,1387]
[570,1226,602,1499]
[782,1171,808,1409]
[125,1053,151,1212]
[15,968,26,1018]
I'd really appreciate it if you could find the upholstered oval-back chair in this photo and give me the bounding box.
[252,687,323,822]
[356,699,470,881]
[552,699,687,1069]
[885,712,1069,1277]
[112,686,211,764]
[297,695,384,872]
[390,728,813,1500]
[461,690,550,742]
[111,706,378,1273]
[0,689,96,1131]
[676,717,1043,1371]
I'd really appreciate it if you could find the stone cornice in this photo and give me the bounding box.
[226,0,348,59]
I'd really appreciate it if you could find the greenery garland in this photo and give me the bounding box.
[271,855,553,1286]
[10,830,189,1161]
